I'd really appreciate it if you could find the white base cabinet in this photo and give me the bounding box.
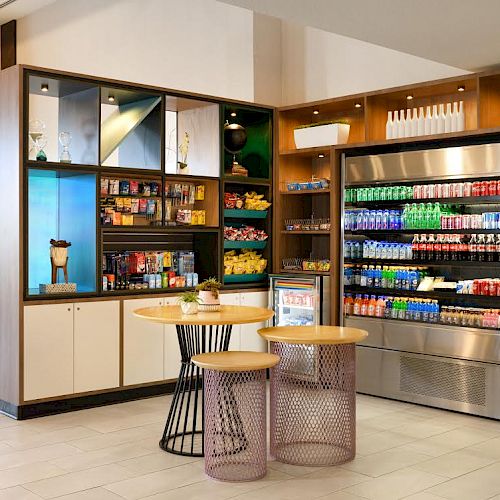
[24,304,74,401]
[74,301,120,393]
[240,291,269,352]
[24,301,120,401]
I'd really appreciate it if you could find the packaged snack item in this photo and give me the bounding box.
[119,180,130,195]
[101,178,109,196]
[198,210,206,225]
[121,214,134,225]
[131,199,139,214]
[146,199,156,215]
[109,179,120,195]
[142,183,151,196]
[139,199,148,214]
[161,272,168,288]
[163,252,173,268]
[130,180,139,195]
[150,182,159,197]
[191,211,199,225]
[195,185,205,200]
[122,198,132,213]
[112,212,122,225]
[115,198,124,212]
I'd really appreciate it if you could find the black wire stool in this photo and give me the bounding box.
[159,324,233,457]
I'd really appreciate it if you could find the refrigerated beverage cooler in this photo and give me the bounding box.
[269,274,330,326]
[341,141,500,419]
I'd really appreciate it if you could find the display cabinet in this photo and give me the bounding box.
[0,64,273,419]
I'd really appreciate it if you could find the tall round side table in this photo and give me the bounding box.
[258,325,368,466]
[134,305,274,457]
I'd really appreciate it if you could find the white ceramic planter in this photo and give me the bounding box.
[180,302,199,315]
[198,290,221,312]
[294,123,350,149]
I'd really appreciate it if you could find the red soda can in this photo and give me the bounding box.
[462,214,471,229]
[413,185,421,199]
[442,183,450,198]
[472,181,481,196]
[481,279,490,296]
[497,180,500,196]
[481,181,488,196]
[463,182,472,197]
[455,183,464,197]
[421,184,429,199]
[428,184,435,198]
[489,180,497,196]
[472,279,480,295]
[435,184,443,198]
[489,279,498,297]
[449,183,457,198]
[454,215,463,230]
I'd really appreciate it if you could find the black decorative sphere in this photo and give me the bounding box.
[224,122,247,154]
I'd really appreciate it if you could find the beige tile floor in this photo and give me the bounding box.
[0,394,499,499]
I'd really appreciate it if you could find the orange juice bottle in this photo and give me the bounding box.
[344,294,354,316]
[368,295,377,316]
[353,294,362,316]
[360,294,369,316]
[375,297,386,317]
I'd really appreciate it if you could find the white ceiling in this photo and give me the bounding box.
[0,0,56,24]
[221,0,500,71]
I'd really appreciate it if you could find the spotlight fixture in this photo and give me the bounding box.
[41,83,49,92]
[406,94,413,100]
[458,85,465,92]
[108,95,115,103]
[230,112,237,117]
[318,154,325,158]
[354,102,362,108]
[313,110,319,115]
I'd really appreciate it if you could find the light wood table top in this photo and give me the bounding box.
[133,305,274,326]
[192,351,280,372]
[258,325,368,345]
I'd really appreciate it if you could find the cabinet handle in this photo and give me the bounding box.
[77,307,80,311]
[67,308,71,312]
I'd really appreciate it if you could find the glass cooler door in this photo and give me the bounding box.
[270,275,321,326]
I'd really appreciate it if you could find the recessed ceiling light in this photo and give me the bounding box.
[108,95,115,103]
[458,85,465,92]
[41,83,49,92]
[230,112,237,117]
[313,110,319,115]
[406,94,413,100]
[318,154,325,158]
[354,103,362,108]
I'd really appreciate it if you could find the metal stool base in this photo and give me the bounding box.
[270,342,356,467]
[160,324,232,457]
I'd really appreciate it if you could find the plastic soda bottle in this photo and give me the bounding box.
[368,295,377,316]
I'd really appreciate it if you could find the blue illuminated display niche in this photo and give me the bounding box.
[28,169,97,295]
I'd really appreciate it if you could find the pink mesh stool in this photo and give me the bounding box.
[258,326,368,467]
[192,351,280,482]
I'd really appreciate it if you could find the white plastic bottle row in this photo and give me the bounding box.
[386,102,464,140]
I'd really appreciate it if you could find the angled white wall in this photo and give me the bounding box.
[281,22,470,105]
[17,0,254,102]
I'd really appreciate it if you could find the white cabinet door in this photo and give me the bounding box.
[123,297,164,386]
[24,304,74,401]
[164,296,181,380]
[219,292,241,350]
[74,301,120,393]
[240,291,269,352]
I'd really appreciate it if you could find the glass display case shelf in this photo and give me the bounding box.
[345,229,500,235]
[344,314,499,333]
[346,196,500,208]
[344,285,500,307]
[344,258,500,267]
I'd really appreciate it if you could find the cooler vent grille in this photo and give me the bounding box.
[400,355,486,406]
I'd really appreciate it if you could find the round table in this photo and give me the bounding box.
[134,305,274,457]
[258,325,368,466]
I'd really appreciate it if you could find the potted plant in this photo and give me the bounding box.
[293,120,350,149]
[178,291,201,315]
[196,277,222,312]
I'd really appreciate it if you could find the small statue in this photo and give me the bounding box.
[178,132,190,174]
[50,239,71,284]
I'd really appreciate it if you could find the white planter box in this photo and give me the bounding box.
[294,123,350,149]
